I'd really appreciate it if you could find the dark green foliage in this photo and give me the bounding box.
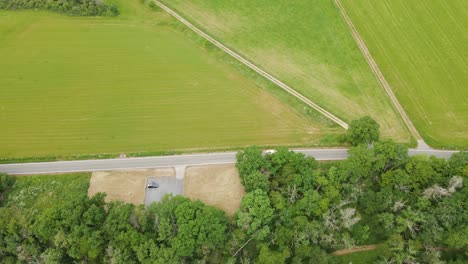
[0,173,15,193]
[0,0,119,16]
[1,123,466,262]
[267,147,318,191]
[0,173,15,202]
[347,116,380,146]
[236,189,273,240]
[449,151,468,177]
[256,244,290,264]
[356,149,467,262]
[147,195,228,261]
[242,171,270,192]
[233,147,362,262]
[343,140,408,184]
[32,193,108,261]
[230,122,465,262]
[139,0,160,11]
[236,146,269,179]
[0,175,229,263]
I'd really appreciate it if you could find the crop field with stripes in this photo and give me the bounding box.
[340,0,467,148]
[161,0,412,143]
[0,1,342,160]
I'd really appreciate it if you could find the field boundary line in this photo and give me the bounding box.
[334,0,422,140]
[154,1,349,130]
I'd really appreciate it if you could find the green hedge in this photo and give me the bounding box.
[0,0,119,16]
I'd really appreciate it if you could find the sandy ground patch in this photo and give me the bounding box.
[184,164,245,216]
[88,168,175,205]
[331,245,378,256]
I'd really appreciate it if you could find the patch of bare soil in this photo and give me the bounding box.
[88,168,175,205]
[184,164,245,216]
[331,245,378,256]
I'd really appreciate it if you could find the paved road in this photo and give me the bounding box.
[154,1,348,129]
[0,148,458,175]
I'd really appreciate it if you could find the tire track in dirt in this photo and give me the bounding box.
[154,1,349,130]
[334,0,422,141]
[331,245,378,256]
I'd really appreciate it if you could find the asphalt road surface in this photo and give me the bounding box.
[0,148,458,175]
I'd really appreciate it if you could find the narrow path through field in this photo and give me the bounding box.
[154,1,349,130]
[334,0,423,142]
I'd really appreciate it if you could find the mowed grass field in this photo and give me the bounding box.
[341,0,468,148]
[0,1,342,160]
[161,0,412,143]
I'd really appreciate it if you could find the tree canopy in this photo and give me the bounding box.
[347,116,380,146]
[228,132,466,262]
[0,188,228,263]
[0,0,119,16]
[1,119,466,263]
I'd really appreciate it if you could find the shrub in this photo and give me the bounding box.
[0,0,119,17]
[347,116,380,146]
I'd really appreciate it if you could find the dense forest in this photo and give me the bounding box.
[0,0,119,16]
[0,117,467,263]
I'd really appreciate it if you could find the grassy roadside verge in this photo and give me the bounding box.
[0,134,345,164]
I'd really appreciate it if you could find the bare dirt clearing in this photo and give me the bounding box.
[331,245,378,256]
[88,164,245,215]
[88,168,175,204]
[184,164,245,216]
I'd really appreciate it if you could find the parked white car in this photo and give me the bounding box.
[264,149,277,155]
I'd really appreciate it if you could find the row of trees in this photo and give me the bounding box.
[0,188,229,263]
[1,117,466,263]
[232,117,467,263]
[0,0,119,16]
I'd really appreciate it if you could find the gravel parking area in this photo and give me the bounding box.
[144,176,183,206]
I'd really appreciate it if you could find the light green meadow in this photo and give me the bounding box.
[341,0,468,148]
[0,1,342,160]
[161,0,413,143]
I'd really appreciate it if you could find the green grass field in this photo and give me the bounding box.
[5,173,90,209]
[341,0,468,148]
[0,1,342,160]
[161,0,412,143]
